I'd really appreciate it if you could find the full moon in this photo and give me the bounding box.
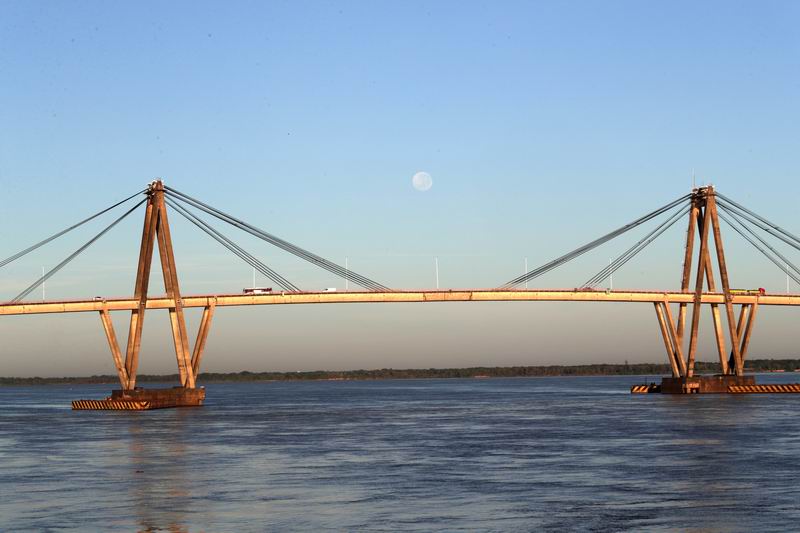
[412,171,433,191]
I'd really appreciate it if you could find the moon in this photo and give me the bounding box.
[412,171,433,191]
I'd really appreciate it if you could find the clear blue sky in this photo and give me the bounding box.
[1,1,799,376]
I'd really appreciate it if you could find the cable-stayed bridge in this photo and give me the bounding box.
[3,180,800,406]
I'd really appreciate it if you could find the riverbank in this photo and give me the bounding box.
[2,358,799,385]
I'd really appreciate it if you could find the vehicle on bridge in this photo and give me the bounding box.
[729,288,766,296]
[243,287,272,295]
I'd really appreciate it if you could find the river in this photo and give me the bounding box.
[2,375,800,531]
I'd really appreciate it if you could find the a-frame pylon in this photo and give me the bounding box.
[97,180,215,391]
[654,185,758,380]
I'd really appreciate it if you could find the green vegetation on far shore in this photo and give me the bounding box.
[2,359,800,386]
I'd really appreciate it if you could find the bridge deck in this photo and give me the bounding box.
[0,289,793,316]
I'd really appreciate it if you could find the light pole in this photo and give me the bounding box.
[609,258,613,290]
[524,257,528,289]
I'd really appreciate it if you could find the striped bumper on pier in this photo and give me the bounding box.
[631,384,661,393]
[72,399,151,410]
[728,384,800,393]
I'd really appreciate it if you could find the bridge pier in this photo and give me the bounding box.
[634,187,800,394]
[650,186,761,389]
[76,180,209,409]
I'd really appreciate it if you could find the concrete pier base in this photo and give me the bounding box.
[73,386,205,410]
[660,375,756,394]
[632,375,800,394]
[111,386,205,407]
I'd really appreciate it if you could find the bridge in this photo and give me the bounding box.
[3,180,800,406]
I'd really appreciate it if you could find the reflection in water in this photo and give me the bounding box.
[126,409,192,532]
[1,376,800,530]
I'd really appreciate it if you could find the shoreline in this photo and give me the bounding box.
[2,358,799,386]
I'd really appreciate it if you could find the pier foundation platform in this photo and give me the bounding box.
[72,386,205,410]
[660,375,755,394]
[632,375,800,394]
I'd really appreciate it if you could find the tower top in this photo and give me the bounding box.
[147,179,165,194]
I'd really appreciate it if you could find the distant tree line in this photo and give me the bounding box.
[2,358,800,386]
